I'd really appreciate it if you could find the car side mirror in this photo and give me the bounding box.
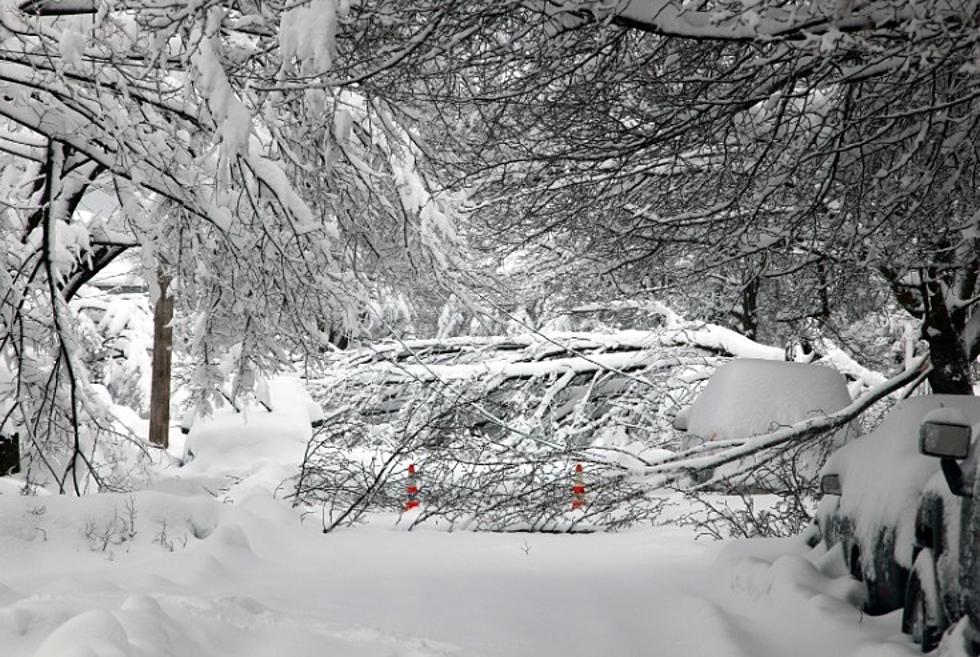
[820,473,841,496]
[920,420,972,459]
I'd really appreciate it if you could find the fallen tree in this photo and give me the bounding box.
[293,319,913,533]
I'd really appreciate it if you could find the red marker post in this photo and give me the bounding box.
[405,463,420,511]
[571,463,586,510]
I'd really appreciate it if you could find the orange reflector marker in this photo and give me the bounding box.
[571,463,586,510]
[405,463,420,511]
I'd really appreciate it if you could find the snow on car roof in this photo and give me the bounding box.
[827,394,980,568]
[686,359,852,441]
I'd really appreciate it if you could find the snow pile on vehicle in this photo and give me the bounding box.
[922,406,971,427]
[680,359,857,487]
[827,395,980,568]
[183,375,321,469]
[686,359,853,442]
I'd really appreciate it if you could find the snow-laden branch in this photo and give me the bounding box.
[0,128,45,162]
[612,0,969,42]
[323,319,784,386]
[641,354,930,484]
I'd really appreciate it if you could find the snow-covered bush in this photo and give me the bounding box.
[672,490,816,541]
[0,273,156,494]
[72,290,153,417]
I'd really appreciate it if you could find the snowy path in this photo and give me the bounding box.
[247,525,918,657]
[246,526,712,657]
[0,492,921,657]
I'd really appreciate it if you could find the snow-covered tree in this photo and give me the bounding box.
[4,0,974,493]
[311,0,980,393]
[0,1,464,490]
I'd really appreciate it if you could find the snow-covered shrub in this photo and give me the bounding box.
[672,490,816,541]
[13,376,155,495]
[72,290,153,417]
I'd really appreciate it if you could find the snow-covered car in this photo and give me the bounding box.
[814,477,854,559]
[674,358,856,490]
[902,404,980,651]
[817,395,980,619]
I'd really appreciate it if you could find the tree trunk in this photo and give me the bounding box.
[148,271,174,448]
[924,281,974,395]
[730,273,760,341]
[0,433,19,475]
[926,335,973,394]
[740,275,759,341]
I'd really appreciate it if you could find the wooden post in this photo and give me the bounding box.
[148,270,173,448]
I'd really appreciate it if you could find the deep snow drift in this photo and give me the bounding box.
[0,492,921,657]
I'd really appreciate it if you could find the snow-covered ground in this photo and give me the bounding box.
[0,376,924,657]
[0,490,922,657]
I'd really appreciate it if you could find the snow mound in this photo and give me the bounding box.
[937,617,976,656]
[687,359,852,441]
[33,609,130,657]
[713,536,919,656]
[181,376,320,493]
